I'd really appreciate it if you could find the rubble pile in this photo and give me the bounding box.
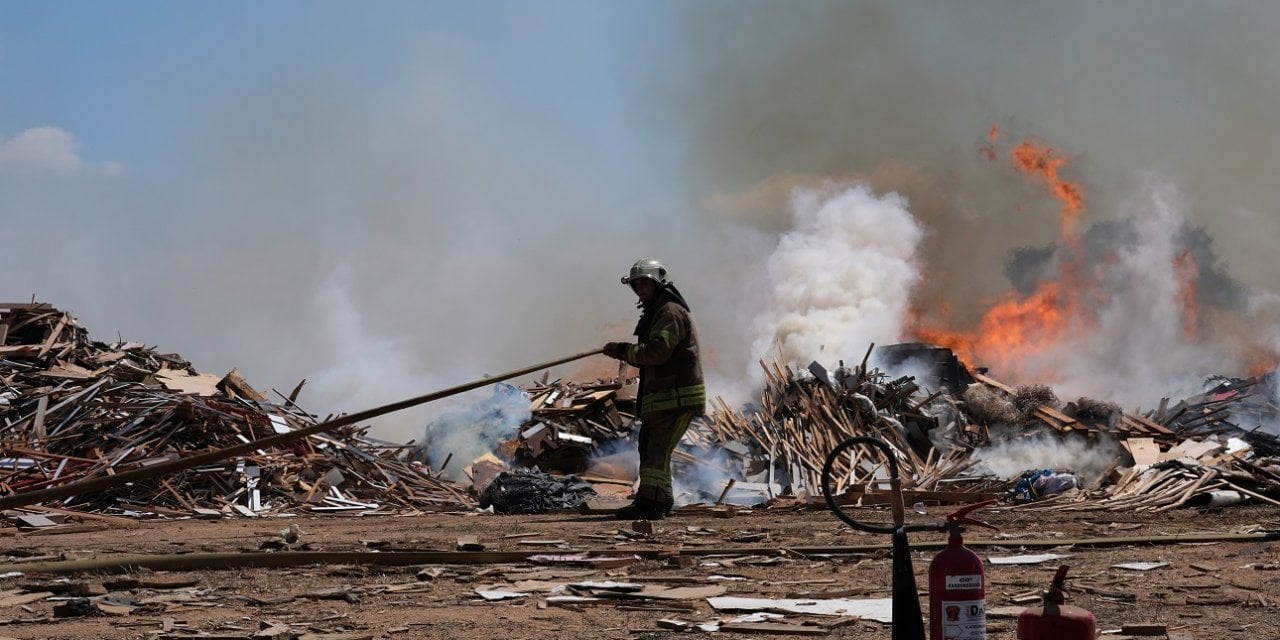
[444,340,1280,513]
[0,303,473,518]
[1160,373,1280,456]
[507,377,638,474]
[4,300,1278,520]
[695,355,996,502]
[682,344,1280,512]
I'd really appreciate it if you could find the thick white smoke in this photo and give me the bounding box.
[750,183,924,377]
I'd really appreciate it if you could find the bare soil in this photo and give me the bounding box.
[1,503,1278,639]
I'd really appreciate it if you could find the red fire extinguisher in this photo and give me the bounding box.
[929,500,998,640]
[822,438,1004,640]
[1017,565,1096,640]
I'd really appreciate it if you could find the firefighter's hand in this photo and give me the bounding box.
[603,342,629,360]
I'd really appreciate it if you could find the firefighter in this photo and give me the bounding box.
[603,259,705,520]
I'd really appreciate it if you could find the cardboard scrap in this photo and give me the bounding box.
[154,368,222,396]
[635,585,727,600]
[475,589,529,601]
[708,596,894,623]
[0,590,53,606]
[1112,561,1169,571]
[988,553,1070,565]
[1123,438,1161,466]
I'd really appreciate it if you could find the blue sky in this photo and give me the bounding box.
[5,2,1280,439]
[1,2,677,187]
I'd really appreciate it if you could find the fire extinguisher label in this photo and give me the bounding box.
[940,598,986,639]
[944,574,983,590]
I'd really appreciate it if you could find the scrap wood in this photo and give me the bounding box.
[0,303,600,515]
[9,305,1276,517]
[703,350,1004,502]
[13,504,140,526]
[508,377,639,475]
[718,622,829,636]
[1122,438,1162,466]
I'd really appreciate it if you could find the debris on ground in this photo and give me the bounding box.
[478,469,597,514]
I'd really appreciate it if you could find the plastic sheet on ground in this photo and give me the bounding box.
[478,469,597,514]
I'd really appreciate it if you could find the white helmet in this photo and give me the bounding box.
[622,259,668,286]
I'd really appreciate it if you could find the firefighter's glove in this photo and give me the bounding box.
[603,342,630,360]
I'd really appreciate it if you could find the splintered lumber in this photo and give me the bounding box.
[718,622,828,636]
[701,351,995,499]
[511,377,639,474]
[0,302,603,513]
[973,373,1082,433]
[696,348,1277,514]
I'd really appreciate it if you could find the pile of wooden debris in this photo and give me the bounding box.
[344,339,1280,513]
[508,376,638,474]
[5,300,1278,521]
[0,302,472,519]
[678,343,1280,511]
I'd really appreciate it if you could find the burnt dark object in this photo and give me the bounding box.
[479,469,597,514]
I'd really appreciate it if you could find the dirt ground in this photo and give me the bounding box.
[0,502,1277,640]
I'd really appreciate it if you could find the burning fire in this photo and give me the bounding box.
[1173,249,1199,339]
[914,282,1072,377]
[1011,139,1085,250]
[910,129,1216,380]
[911,131,1092,378]
[908,128,1280,383]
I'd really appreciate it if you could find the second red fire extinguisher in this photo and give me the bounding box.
[928,500,998,640]
[1017,564,1096,640]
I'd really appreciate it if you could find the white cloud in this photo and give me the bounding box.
[0,126,83,173]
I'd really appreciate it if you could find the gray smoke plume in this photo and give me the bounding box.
[663,2,1280,408]
[420,383,529,482]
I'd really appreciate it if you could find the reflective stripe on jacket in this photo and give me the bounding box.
[624,292,704,417]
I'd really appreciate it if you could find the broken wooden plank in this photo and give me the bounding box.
[718,622,828,635]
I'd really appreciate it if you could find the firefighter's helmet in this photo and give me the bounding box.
[622,259,668,286]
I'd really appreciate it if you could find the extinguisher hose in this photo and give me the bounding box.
[820,435,944,535]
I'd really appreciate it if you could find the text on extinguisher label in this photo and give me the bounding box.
[940,598,986,640]
[944,574,983,590]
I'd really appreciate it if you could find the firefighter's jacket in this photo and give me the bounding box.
[622,289,705,417]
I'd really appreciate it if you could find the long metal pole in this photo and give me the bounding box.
[0,348,604,511]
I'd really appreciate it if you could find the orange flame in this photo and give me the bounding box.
[1012,140,1084,250]
[1246,355,1278,376]
[909,129,1233,382]
[912,134,1089,379]
[1173,249,1199,339]
[980,125,999,161]
[915,283,1073,379]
